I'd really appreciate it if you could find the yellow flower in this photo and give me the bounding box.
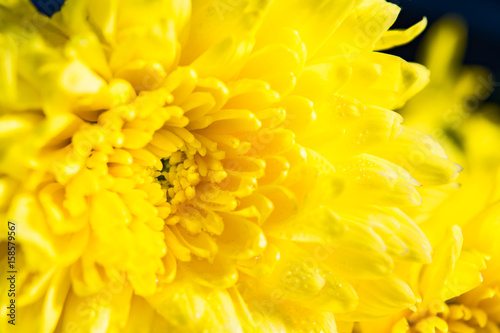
[357,17,500,333]
[0,1,459,332]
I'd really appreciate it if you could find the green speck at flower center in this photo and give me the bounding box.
[155,151,200,205]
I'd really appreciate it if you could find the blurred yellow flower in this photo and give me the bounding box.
[0,1,460,332]
[357,17,500,333]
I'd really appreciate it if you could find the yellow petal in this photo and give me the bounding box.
[419,16,467,83]
[315,0,399,57]
[57,278,133,332]
[9,194,90,266]
[334,154,421,207]
[337,206,433,263]
[260,0,354,58]
[442,249,487,300]
[179,254,238,289]
[420,225,463,306]
[372,127,462,186]
[216,213,267,259]
[263,239,358,313]
[263,205,345,243]
[338,53,430,109]
[375,17,428,51]
[344,276,416,320]
[237,243,280,278]
[302,242,394,279]
[123,295,155,332]
[41,268,71,333]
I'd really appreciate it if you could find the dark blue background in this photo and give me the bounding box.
[30,0,500,103]
[386,0,500,105]
[31,0,64,16]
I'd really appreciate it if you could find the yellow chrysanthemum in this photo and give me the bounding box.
[357,18,500,333]
[0,1,460,332]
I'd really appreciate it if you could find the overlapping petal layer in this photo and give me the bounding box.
[357,17,500,333]
[0,1,460,332]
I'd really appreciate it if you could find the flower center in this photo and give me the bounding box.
[155,152,200,206]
